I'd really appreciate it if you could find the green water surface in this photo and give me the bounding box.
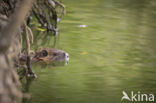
[25,0,156,103]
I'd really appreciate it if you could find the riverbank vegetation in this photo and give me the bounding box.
[0,0,65,103]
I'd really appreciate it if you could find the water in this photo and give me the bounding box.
[24,0,156,103]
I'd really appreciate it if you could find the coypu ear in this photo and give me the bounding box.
[40,50,48,57]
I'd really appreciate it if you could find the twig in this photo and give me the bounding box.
[0,0,35,53]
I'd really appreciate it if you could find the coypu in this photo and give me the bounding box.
[19,48,69,66]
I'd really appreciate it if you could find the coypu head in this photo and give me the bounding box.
[33,48,69,66]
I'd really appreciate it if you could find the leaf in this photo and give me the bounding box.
[80,51,88,55]
[36,27,46,32]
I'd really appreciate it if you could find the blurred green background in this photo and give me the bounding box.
[23,0,156,103]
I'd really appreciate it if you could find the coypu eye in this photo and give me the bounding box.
[53,53,57,56]
[41,50,48,57]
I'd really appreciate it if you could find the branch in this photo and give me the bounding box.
[0,0,35,53]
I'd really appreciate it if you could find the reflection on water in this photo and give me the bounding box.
[25,0,156,103]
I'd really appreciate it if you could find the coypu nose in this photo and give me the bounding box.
[64,52,69,61]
